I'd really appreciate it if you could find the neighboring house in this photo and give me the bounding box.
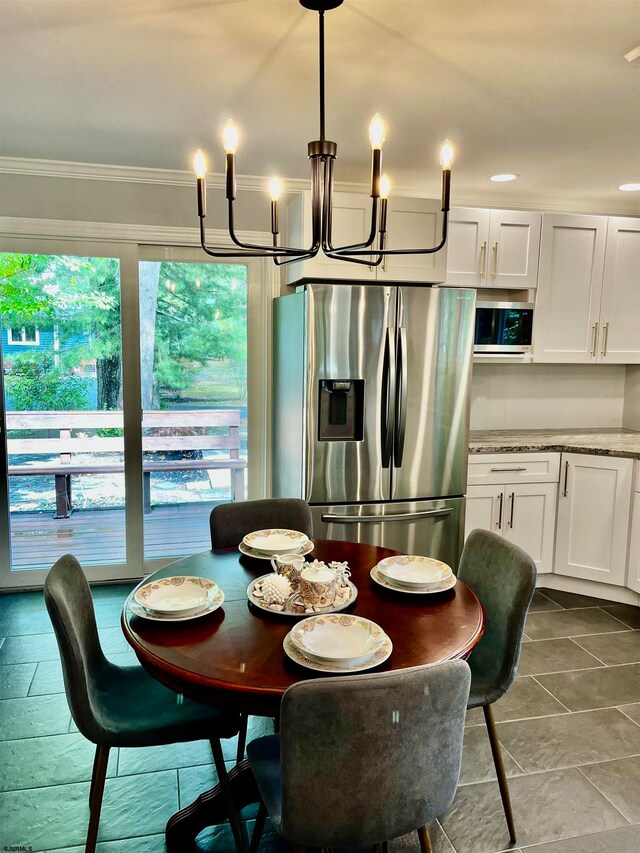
[1,324,94,372]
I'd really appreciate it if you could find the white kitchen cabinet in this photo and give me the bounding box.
[534,214,607,363]
[555,453,633,586]
[465,478,557,574]
[627,462,640,594]
[598,217,640,364]
[445,207,541,289]
[534,214,640,364]
[376,197,447,283]
[284,191,446,285]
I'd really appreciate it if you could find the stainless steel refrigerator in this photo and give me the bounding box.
[272,283,476,568]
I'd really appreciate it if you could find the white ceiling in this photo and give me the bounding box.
[1,0,639,212]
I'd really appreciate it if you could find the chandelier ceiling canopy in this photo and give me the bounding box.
[192,0,454,267]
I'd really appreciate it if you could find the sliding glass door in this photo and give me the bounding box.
[138,255,249,560]
[0,240,269,588]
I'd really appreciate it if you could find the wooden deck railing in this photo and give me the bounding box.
[6,409,246,518]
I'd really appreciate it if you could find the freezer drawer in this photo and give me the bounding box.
[311,497,465,570]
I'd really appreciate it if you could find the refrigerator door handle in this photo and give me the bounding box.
[394,325,408,468]
[381,327,396,469]
[321,507,454,523]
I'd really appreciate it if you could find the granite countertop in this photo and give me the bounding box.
[469,428,640,460]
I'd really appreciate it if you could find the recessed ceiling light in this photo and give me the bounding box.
[619,182,640,192]
[489,174,519,182]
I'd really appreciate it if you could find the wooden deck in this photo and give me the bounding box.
[9,502,217,570]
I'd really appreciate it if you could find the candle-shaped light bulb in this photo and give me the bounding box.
[223,119,239,154]
[380,173,391,200]
[369,113,386,149]
[268,177,282,202]
[440,139,454,169]
[193,149,207,179]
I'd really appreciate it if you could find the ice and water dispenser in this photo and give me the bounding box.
[318,379,365,441]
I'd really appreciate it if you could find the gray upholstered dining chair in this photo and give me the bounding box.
[246,661,471,853]
[210,497,313,762]
[44,554,246,853]
[210,497,313,551]
[457,528,537,844]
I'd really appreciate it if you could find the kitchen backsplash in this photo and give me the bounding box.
[470,363,628,431]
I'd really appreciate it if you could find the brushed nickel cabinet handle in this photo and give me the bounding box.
[601,322,609,357]
[591,322,599,357]
[491,242,498,278]
[479,241,487,277]
[496,492,504,529]
[490,466,527,472]
[563,460,569,497]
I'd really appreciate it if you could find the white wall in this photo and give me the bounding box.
[623,366,640,430]
[470,363,627,431]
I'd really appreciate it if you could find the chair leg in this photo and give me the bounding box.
[236,713,249,764]
[483,703,516,843]
[417,825,432,853]
[210,738,248,853]
[382,843,389,853]
[249,801,267,853]
[86,744,110,853]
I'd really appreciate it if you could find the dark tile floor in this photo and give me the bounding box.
[1,586,639,853]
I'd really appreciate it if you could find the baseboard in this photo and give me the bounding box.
[537,573,640,606]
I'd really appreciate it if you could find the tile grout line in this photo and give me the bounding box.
[456,750,640,787]
[530,675,574,713]
[596,606,639,630]
[25,661,39,696]
[575,764,634,825]
[569,636,617,667]
[617,706,640,728]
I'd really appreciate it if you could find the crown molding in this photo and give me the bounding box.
[1,157,637,216]
[0,215,271,247]
[0,155,370,195]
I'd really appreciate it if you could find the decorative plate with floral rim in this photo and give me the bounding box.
[290,614,387,663]
[242,529,309,555]
[283,631,392,673]
[134,576,220,615]
[127,584,224,622]
[370,565,457,595]
[376,554,452,588]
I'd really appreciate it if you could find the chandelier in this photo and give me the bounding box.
[192,0,454,267]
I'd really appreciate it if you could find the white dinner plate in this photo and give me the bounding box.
[242,528,309,555]
[134,575,220,615]
[376,555,452,589]
[247,575,357,617]
[290,614,387,664]
[370,565,458,595]
[126,586,224,622]
[238,540,314,561]
[283,631,392,673]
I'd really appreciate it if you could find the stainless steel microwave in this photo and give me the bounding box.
[474,302,534,353]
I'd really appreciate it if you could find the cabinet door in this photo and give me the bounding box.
[444,207,491,286]
[465,484,504,542]
[503,483,557,574]
[627,492,640,593]
[285,191,377,284]
[534,214,607,362]
[376,197,447,283]
[487,210,542,289]
[555,453,633,585]
[598,218,640,364]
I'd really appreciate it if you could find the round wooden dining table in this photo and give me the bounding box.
[122,538,484,851]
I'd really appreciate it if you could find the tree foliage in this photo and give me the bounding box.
[1,253,248,410]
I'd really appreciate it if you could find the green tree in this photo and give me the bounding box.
[6,352,90,410]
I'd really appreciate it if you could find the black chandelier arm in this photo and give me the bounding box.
[321,158,380,254]
[329,212,449,257]
[226,201,311,256]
